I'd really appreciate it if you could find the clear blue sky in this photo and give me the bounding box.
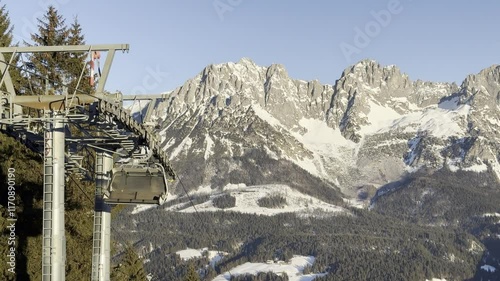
[2,0,499,94]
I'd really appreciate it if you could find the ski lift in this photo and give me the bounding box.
[104,162,168,205]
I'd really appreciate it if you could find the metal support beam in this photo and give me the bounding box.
[122,94,168,100]
[42,112,66,281]
[0,44,129,53]
[0,44,129,119]
[95,50,115,94]
[12,94,96,110]
[92,152,113,281]
[143,98,158,123]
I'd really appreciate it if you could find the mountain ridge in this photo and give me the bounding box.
[122,59,500,280]
[139,58,499,207]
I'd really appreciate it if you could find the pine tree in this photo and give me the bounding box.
[112,245,147,281]
[0,3,26,95]
[28,5,69,95]
[184,263,200,281]
[0,4,12,47]
[65,16,92,95]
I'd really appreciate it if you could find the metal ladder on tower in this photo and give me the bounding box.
[91,153,104,280]
[42,123,54,280]
[92,152,112,281]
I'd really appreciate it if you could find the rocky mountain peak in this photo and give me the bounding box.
[340,59,411,92]
[237,57,257,67]
[459,65,500,105]
[145,59,500,201]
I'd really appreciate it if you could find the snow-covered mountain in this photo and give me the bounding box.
[144,59,500,207]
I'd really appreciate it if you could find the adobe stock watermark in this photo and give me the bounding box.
[130,65,171,95]
[213,0,243,21]
[13,0,72,44]
[339,0,410,63]
[5,167,17,275]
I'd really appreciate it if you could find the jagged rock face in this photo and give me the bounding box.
[156,58,332,130]
[146,59,500,203]
[457,65,500,165]
[149,58,342,202]
[326,60,458,142]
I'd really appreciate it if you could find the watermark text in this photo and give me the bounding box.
[339,0,408,62]
[213,0,243,21]
[6,167,16,274]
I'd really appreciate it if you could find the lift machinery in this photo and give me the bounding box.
[0,44,174,281]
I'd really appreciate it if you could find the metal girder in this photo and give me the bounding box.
[122,94,168,100]
[0,44,129,53]
[0,44,129,121]
[95,49,116,94]
[122,94,169,123]
[12,94,97,110]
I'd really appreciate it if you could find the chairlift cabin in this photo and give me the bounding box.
[104,162,168,205]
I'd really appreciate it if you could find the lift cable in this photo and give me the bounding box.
[68,174,139,261]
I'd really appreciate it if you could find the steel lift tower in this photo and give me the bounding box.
[0,44,174,281]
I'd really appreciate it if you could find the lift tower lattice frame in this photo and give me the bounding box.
[0,44,129,281]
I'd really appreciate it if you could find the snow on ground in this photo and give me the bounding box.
[189,185,213,196]
[251,103,283,127]
[491,161,500,182]
[213,255,326,281]
[249,97,477,186]
[483,213,500,218]
[463,162,489,172]
[486,115,500,126]
[169,137,193,160]
[204,134,215,160]
[252,105,356,180]
[480,264,496,273]
[298,118,352,148]
[425,278,447,281]
[360,100,402,135]
[131,193,179,214]
[126,100,150,123]
[173,184,345,216]
[359,99,469,139]
[292,155,324,179]
[131,204,157,215]
[296,118,355,168]
[176,248,226,267]
[284,99,472,181]
[162,137,177,150]
[448,158,493,174]
[263,145,279,160]
[177,248,203,260]
[446,158,461,172]
[288,118,356,179]
[343,198,366,209]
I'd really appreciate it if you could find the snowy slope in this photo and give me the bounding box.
[212,255,326,281]
[174,248,327,281]
[176,248,226,267]
[164,184,345,216]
